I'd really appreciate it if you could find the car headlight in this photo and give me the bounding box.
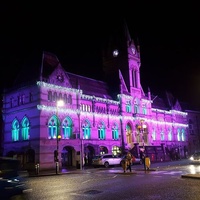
[190,156,194,160]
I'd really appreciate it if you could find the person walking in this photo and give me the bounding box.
[126,151,132,172]
[121,157,128,173]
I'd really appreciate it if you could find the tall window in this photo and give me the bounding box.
[160,130,164,141]
[142,103,147,115]
[48,115,59,139]
[112,123,119,140]
[29,92,33,102]
[82,120,91,139]
[168,128,172,141]
[68,94,72,104]
[134,98,139,114]
[48,91,52,101]
[21,117,30,140]
[58,93,62,100]
[98,122,106,140]
[12,119,20,141]
[152,128,156,140]
[126,100,131,113]
[62,117,72,139]
[177,129,180,141]
[53,92,57,102]
[126,124,132,144]
[188,119,194,135]
[181,128,185,141]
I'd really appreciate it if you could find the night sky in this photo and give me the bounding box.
[1,2,200,109]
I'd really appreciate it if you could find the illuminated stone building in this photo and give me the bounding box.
[2,22,191,170]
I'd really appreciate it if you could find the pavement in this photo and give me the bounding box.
[26,159,200,179]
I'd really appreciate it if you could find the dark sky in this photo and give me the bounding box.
[1,2,200,109]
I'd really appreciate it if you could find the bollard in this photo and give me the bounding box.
[145,157,151,170]
[35,163,40,175]
[56,161,59,174]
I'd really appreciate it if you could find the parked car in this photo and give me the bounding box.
[0,157,32,199]
[92,154,122,168]
[120,154,142,166]
[0,177,31,199]
[189,152,200,164]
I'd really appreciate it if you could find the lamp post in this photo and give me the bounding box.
[139,120,147,149]
[56,100,64,174]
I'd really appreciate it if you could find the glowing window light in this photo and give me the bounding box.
[37,81,82,94]
[152,108,187,116]
[37,104,188,128]
[118,94,133,100]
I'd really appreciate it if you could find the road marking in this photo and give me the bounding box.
[151,170,183,175]
[82,175,117,184]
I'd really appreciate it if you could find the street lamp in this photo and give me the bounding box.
[138,120,146,149]
[138,119,148,170]
[56,100,64,174]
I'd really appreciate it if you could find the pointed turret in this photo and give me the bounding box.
[102,18,143,98]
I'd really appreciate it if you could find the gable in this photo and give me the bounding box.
[48,64,72,88]
[174,100,182,111]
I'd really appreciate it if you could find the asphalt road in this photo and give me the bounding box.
[23,160,200,200]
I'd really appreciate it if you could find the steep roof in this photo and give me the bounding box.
[67,72,113,99]
[151,95,170,110]
[12,51,113,100]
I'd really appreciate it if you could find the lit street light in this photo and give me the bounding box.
[56,100,64,174]
[139,119,146,149]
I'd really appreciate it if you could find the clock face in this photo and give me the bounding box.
[113,49,119,57]
[57,74,64,82]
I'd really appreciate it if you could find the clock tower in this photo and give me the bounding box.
[102,18,143,98]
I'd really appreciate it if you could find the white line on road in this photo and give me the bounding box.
[81,175,117,184]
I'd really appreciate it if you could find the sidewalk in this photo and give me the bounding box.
[27,159,200,179]
[28,165,154,177]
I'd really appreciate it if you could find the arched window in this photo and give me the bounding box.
[62,117,73,139]
[152,128,156,140]
[53,92,57,102]
[100,146,108,154]
[168,128,172,141]
[188,119,194,135]
[48,91,52,101]
[68,94,72,104]
[12,119,20,141]
[98,121,106,140]
[21,117,30,140]
[63,94,67,104]
[58,93,62,100]
[134,98,139,114]
[82,120,91,139]
[142,103,147,115]
[126,124,132,144]
[181,128,185,141]
[112,123,119,140]
[29,92,33,102]
[48,115,60,139]
[112,146,121,155]
[126,100,131,113]
[160,129,164,141]
[177,128,180,141]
